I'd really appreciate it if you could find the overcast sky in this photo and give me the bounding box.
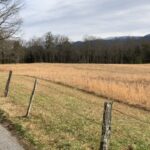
[20,0,150,41]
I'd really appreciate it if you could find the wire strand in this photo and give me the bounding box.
[113,108,150,125]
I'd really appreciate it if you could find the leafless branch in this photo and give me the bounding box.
[0,0,22,40]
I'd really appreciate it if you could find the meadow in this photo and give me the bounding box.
[0,64,149,149]
[0,63,150,110]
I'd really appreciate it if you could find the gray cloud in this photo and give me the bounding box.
[21,0,150,41]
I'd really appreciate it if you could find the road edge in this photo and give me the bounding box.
[0,109,36,150]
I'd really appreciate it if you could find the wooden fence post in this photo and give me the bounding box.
[99,102,113,150]
[4,70,12,97]
[25,79,37,117]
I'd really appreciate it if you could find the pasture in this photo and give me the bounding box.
[1,63,150,110]
[0,64,149,149]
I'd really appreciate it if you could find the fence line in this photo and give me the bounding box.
[1,71,149,125]
[113,108,150,125]
[0,70,149,150]
[15,74,150,112]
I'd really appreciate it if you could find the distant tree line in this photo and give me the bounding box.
[0,32,150,64]
[0,1,150,64]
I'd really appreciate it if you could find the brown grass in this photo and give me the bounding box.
[0,63,150,109]
[0,72,149,149]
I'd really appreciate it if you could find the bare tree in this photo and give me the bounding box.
[0,0,22,40]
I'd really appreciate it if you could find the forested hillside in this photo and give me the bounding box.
[0,32,150,64]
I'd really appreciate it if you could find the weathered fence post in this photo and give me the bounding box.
[25,79,37,117]
[4,70,12,97]
[99,102,113,150]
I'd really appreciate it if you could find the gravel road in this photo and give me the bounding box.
[0,125,24,150]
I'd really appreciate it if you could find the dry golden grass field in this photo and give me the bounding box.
[0,63,150,110]
[0,63,150,149]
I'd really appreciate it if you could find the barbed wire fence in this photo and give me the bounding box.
[0,70,149,150]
